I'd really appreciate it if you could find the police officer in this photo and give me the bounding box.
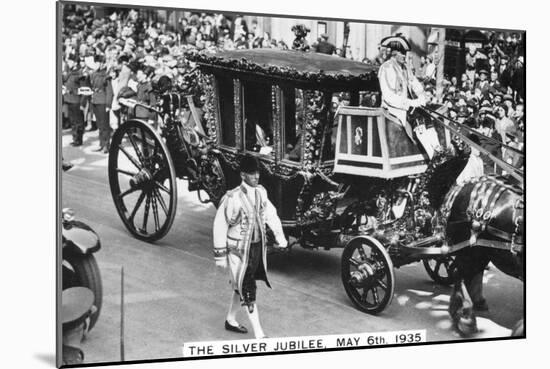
[63,54,86,146]
[213,155,287,338]
[378,34,439,158]
[90,54,113,153]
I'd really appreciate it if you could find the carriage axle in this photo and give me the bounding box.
[129,169,153,189]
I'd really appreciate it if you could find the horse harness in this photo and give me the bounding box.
[442,176,524,254]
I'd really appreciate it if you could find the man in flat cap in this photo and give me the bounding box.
[378,34,439,158]
[213,154,287,338]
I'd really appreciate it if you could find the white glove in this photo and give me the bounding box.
[409,96,426,108]
[274,238,289,249]
[215,257,227,269]
[418,95,427,106]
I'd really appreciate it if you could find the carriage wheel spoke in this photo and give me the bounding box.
[119,145,142,170]
[349,257,361,267]
[357,245,368,262]
[119,186,139,199]
[443,258,453,272]
[376,279,388,291]
[140,127,150,158]
[153,188,169,216]
[371,287,380,305]
[130,132,156,159]
[151,192,160,232]
[156,181,171,194]
[360,289,369,303]
[129,191,147,223]
[141,193,151,232]
[116,168,138,177]
[126,130,145,164]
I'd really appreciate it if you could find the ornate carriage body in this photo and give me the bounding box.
[190,49,432,232]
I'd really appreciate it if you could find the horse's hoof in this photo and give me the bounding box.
[455,316,478,337]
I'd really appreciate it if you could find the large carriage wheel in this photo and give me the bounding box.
[422,255,456,285]
[341,236,395,314]
[108,120,177,242]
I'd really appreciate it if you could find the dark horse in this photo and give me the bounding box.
[445,175,524,336]
[422,150,525,337]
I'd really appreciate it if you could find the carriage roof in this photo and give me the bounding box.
[188,49,380,90]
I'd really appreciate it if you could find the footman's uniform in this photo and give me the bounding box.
[213,183,287,306]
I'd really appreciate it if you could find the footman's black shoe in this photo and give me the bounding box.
[93,146,104,152]
[225,320,248,334]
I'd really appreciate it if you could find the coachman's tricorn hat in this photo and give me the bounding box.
[380,34,411,54]
[239,154,260,173]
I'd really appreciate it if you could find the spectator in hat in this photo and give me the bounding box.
[89,53,113,153]
[131,63,157,124]
[489,70,501,91]
[498,55,513,89]
[503,94,515,115]
[492,90,503,106]
[108,66,123,128]
[465,44,487,82]
[494,104,516,144]
[477,112,501,174]
[512,103,524,130]
[448,105,458,121]
[475,69,490,95]
[456,106,469,124]
[314,33,336,55]
[63,53,87,146]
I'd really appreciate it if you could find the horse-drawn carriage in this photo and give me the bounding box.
[108,49,525,319]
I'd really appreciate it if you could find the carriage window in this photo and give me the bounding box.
[243,80,274,156]
[323,91,351,161]
[217,75,236,147]
[282,88,302,162]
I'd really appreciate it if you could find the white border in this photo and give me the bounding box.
[4,1,544,369]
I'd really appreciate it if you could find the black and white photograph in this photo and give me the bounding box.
[8,0,549,368]
[54,0,529,366]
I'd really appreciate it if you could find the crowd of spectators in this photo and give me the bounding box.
[61,5,525,173]
[61,6,298,152]
[420,33,525,174]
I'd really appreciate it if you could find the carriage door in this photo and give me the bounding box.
[241,79,283,210]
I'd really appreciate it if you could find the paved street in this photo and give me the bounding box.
[61,129,524,365]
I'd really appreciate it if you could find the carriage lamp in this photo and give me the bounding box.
[62,208,75,223]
